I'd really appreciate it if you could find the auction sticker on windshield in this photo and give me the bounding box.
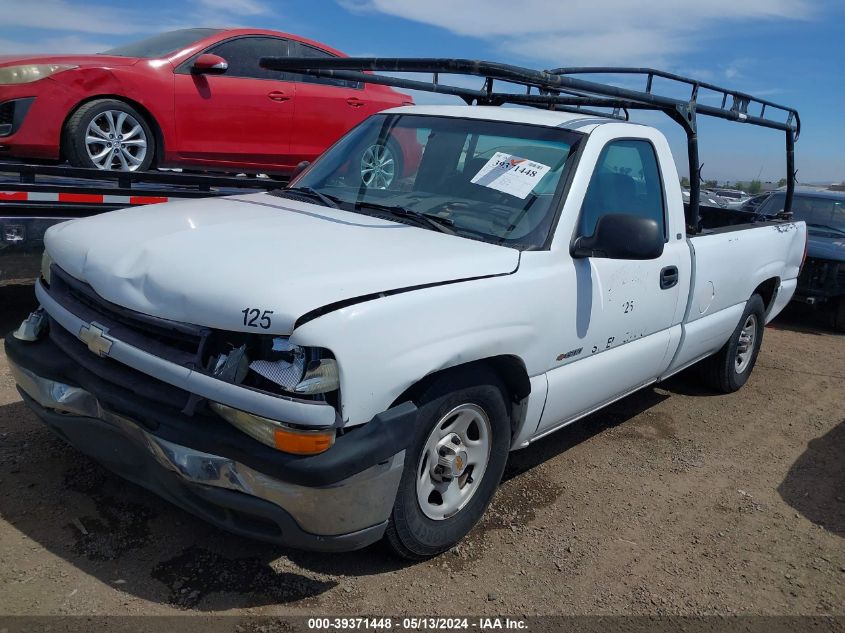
[470,152,551,199]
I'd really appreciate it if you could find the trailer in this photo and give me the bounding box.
[0,162,274,285]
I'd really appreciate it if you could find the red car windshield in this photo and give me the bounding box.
[101,28,222,59]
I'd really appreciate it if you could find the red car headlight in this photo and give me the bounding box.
[0,64,77,85]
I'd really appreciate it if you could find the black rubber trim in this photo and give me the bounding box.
[5,331,419,487]
[20,392,385,552]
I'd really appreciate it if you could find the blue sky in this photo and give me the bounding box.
[1,0,843,184]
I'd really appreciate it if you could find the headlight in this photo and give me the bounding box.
[209,336,339,396]
[210,402,335,455]
[0,64,77,85]
[294,359,340,394]
[40,250,53,285]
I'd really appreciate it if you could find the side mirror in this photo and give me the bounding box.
[192,54,228,75]
[572,213,664,260]
[290,160,311,179]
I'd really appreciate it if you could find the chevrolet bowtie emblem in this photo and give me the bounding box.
[78,322,114,357]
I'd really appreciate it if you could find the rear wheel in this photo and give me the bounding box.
[64,99,155,172]
[700,293,766,393]
[384,368,510,559]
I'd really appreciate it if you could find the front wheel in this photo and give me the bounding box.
[700,293,766,393]
[384,369,511,559]
[64,99,156,172]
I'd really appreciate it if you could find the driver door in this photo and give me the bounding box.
[537,139,688,433]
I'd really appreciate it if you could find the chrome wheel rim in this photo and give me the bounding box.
[735,314,757,373]
[85,110,147,171]
[416,403,492,521]
[360,144,396,189]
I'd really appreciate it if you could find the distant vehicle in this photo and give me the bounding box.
[711,188,747,200]
[708,188,751,209]
[739,193,771,213]
[0,28,413,175]
[757,189,845,330]
[701,190,730,208]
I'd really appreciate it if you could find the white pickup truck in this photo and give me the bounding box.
[6,60,806,559]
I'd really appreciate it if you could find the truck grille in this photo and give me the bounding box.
[800,259,845,293]
[48,265,210,367]
[44,266,214,418]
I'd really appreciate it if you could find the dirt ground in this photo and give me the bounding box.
[0,285,842,619]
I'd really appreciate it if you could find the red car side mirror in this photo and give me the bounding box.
[192,54,228,75]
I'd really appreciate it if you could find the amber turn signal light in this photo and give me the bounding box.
[210,402,335,455]
[273,426,335,455]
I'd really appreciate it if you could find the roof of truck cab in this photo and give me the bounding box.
[382,105,625,133]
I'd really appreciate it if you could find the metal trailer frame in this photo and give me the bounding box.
[259,57,800,234]
[0,161,276,285]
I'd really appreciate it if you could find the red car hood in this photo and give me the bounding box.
[0,55,140,68]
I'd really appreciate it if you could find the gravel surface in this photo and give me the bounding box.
[0,286,842,619]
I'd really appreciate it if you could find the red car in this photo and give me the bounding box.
[0,28,413,176]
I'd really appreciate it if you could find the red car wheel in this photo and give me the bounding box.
[64,99,156,172]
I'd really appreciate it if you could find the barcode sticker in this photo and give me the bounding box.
[470,152,551,199]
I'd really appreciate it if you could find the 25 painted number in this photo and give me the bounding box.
[623,301,635,314]
[242,308,273,329]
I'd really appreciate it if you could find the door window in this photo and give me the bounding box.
[206,36,291,80]
[578,139,665,238]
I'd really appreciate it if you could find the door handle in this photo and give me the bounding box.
[268,91,290,102]
[660,265,679,290]
[346,97,366,108]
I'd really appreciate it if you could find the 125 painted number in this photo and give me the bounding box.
[242,308,273,329]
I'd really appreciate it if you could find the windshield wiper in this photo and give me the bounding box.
[281,186,340,209]
[806,223,845,237]
[354,201,456,235]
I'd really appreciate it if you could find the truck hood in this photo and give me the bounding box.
[807,232,845,263]
[45,193,519,334]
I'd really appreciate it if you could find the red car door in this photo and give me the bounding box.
[173,35,296,170]
[286,42,375,163]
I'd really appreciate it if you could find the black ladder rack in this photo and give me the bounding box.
[259,57,800,234]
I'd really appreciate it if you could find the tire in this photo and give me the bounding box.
[834,297,845,333]
[700,294,766,393]
[64,99,155,172]
[354,139,403,189]
[384,368,511,559]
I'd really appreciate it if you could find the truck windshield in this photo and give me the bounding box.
[101,29,221,58]
[759,193,845,236]
[290,113,583,249]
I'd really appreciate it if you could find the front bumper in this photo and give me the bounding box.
[34,277,338,428]
[7,332,418,551]
[0,78,74,158]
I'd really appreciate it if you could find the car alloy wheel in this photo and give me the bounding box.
[360,143,396,189]
[85,110,148,171]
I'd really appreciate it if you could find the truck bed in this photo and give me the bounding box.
[662,219,807,378]
[690,203,761,231]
